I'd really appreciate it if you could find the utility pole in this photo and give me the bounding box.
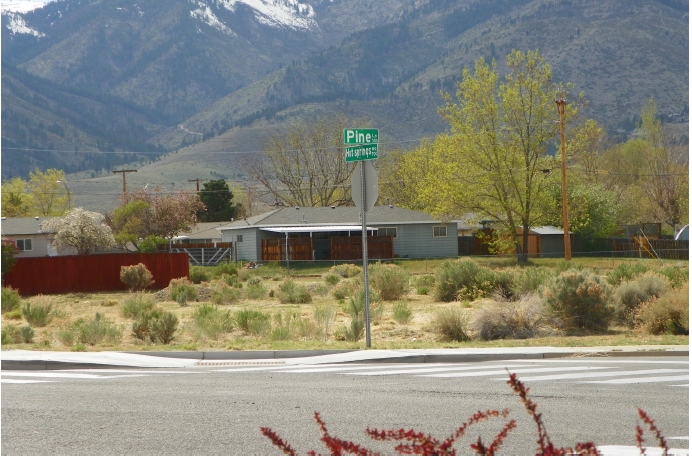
[555,95,571,261]
[112,169,137,194]
[188,178,204,192]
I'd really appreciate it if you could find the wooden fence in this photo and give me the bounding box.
[331,236,393,260]
[4,253,190,296]
[261,238,314,261]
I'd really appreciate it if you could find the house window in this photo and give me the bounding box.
[16,238,32,251]
[235,235,243,243]
[433,226,447,238]
[377,227,397,238]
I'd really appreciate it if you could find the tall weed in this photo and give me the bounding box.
[431,307,470,341]
[74,313,122,346]
[193,304,234,340]
[21,297,53,327]
[277,279,312,304]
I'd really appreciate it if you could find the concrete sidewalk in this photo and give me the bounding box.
[1,345,687,370]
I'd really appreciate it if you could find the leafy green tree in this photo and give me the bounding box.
[408,50,583,262]
[27,169,69,216]
[1,170,69,217]
[198,179,238,222]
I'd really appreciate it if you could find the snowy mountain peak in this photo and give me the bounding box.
[191,0,317,33]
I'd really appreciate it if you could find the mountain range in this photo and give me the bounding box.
[1,0,688,212]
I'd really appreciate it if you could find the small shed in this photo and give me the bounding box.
[516,226,572,258]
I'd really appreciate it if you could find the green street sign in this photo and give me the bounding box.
[345,143,378,162]
[344,128,379,145]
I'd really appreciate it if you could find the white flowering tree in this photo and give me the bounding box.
[43,208,116,255]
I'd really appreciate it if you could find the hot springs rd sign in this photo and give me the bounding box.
[344,128,379,162]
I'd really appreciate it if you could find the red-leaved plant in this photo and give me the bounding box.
[260,372,669,456]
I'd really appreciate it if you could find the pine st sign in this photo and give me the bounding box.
[343,128,379,162]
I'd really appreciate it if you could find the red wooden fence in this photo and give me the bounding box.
[3,253,190,296]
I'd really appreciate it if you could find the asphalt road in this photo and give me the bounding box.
[1,357,688,455]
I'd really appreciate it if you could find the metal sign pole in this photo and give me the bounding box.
[360,161,371,348]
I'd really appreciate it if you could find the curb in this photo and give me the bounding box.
[2,349,687,371]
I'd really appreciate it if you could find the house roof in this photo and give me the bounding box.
[219,206,443,231]
[0,217,55,236]
[174,222,233,240]
[528,226,571,235]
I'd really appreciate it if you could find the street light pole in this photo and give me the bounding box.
[555,96,571,261]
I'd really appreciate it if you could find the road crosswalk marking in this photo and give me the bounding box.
[491,368,688,382]
[1,360,687,386]
[583,374,690,384]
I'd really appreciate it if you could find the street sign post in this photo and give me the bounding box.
[344,128,379,348]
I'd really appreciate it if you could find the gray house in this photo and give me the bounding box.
[219,206,457,262]
[0,216,75,257]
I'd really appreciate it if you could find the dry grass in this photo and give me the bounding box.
[2,258,688,351]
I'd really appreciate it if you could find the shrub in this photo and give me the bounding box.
[606,262,649,286]
[2,324,34,344]
[431,307,470,341]
[329,263,362,278]
[74,313,122,346]
[168,278,198,305]
[313,304,336,340]
[656,265,689,288]
[277,279,312,304]
[392,301,413,324]
[636,284,689,335]
[1,238,19,275]
[613,272,670,327]
[18,325,35,343]
[4,309,22,320]
[130,305,178,344]
[541,269,613,331]
[223,274,243,288]
[247,276,262,285]
[369,262,409,301]
[324,273,341,286]
[331,279,360,300]
[121,294,157,319]
[120,263,155,291]
[511,267,554,297]
[21,298,53,327]
[415,274,436,295]
[215,261,238,278]
[236,309,271,335]
[150,312,179,344]
[246,282,267,300]
[58,328,76,347]
[1,287,21,314]
[434,259,496,302]
[190,266,212,284]
[193,304,234,340]
[473,294,556,340]
[211,285,243,305]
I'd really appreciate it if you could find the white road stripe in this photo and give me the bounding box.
[212,363,381,373]
[598,445,688,456]
[0,371,146,379]
[584,374,690,384]
[490,368,688,382]
[421,366,614,378]
[275,363,464,374]
[58,369,203,374]
[345,364,536,376]
[1,379,56,384]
